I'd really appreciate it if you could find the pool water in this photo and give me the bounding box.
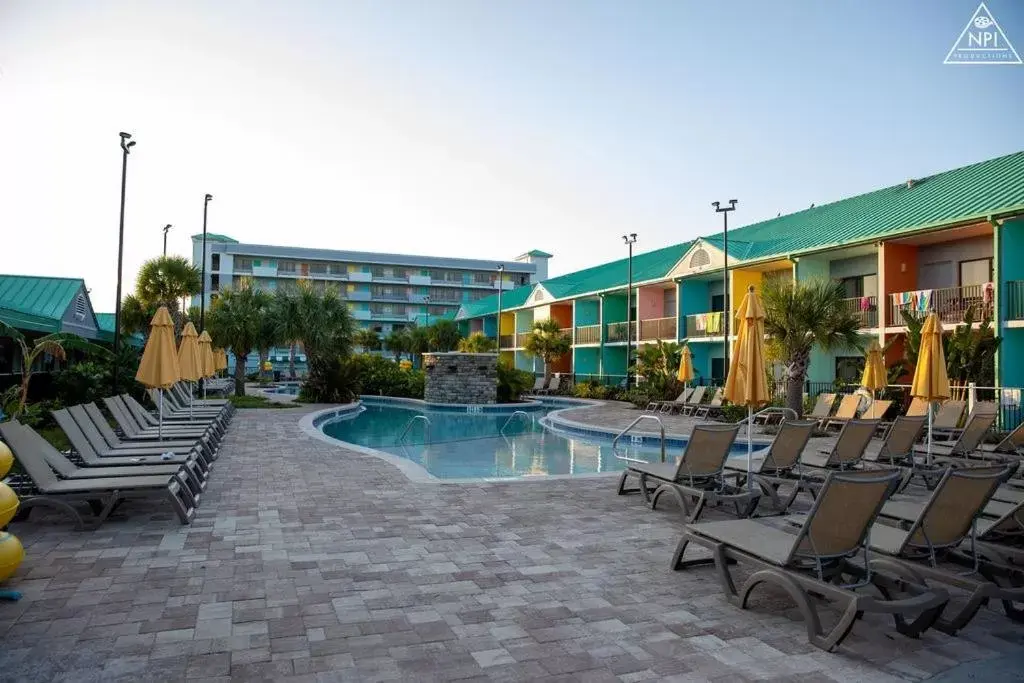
[268,385,300,395]
[320,401,764,480]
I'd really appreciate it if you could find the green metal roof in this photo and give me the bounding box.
[524,249,553,258]
[191,233,239,243]
[95,313,145,347]
[0,275,85,334]
[458,151,1024,320]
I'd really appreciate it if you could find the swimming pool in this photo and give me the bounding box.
[267,384,300,395]
[319,399,766,481]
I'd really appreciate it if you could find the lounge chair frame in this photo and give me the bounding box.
[724,420,816,514]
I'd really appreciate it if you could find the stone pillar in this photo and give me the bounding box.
[422,352,498,404]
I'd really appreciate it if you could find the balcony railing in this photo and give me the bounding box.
[606,321,635,343]
[1009,281,1024,321]
[684,312,726,338]
[841,296,878,328]
[888,283,994,327]
[515,332,531,348]
[499,334,515,349]
[575,324,600,345]
[638,316,677,342]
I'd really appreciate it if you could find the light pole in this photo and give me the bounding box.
[112,131,136,394]
[622,233,637,389]
[199,194,213,331]
[423,296,431,327]
[162,224,172,256]
[713,200,738,379]
[496,264,505,348]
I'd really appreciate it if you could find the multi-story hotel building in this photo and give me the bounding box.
[190,238,550,370]
[455,151,1024,391]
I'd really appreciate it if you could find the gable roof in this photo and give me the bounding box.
[0,275,87,334]
[191,233,239,244]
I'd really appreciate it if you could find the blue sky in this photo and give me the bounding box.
[1,1,1022,310]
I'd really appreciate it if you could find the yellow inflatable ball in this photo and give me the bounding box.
[0,440,12,478]
[0,532,23,582]
[0,483,18,528]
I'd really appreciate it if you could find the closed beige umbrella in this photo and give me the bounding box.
[723,285,770,488]
[214,348,228,373]
[135,306,181,439]
[198,330,216,398]
[677,344,695,387]
[177,322,202,418]
[911,312,951,464]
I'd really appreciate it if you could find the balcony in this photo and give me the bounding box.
[499,334,515,349]
[638,316,676,342]
[888,283,994,327]
[841,296,878,328]
[409,274,431,286]
[1008,281,1024,320]
[575,324,600,345]
[349,271,372,283]
[515,332,531,348]
[606,322,635,343]
[684,312,726,339]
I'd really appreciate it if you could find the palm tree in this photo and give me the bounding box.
[255,302,281,378]
[761,277,862,417]
[407,326,431,368]
[0,320,108,415]
[523,318,571,387]
[119,294,154,337]
[133,256,202,332]
[428,320,462,352]
[353,328,382,353]
[273,289,303,379]
[204,284,268,396]
[458,332,497,353]
[385,328,409,361]
[292,281,354,364]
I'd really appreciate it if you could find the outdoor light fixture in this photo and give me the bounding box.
[162,224,172,256]
[112,132,136,394]
[622,233,638,389]
[496,264,505,348]
[199,193,213,332]
[713,200,738,376]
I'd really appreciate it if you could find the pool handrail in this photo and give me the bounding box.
[612,415,666,464]
[398,415,431,445]
[499,411,533,436]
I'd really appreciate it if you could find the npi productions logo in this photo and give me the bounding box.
[945,2,1021,64]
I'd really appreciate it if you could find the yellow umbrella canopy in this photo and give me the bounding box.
[135,306,181,389]
[723,286,769,408]
[860,340,888,393]
[177,322,203,383]
[214,348,228,372]
[197,330,216,378]
[911,313,950,402]
[677,344,694,384]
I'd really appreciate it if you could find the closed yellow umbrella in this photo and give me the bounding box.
[911,312,951,464]
[723,285,770,488]
[135,306,180,439]
[198,331,216,399]
[214,348,228,373]
[177,322,202,418]
[677,344,695,386]
[861,340,887,395]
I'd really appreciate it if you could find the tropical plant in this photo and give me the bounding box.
[496,360,534,402]
[458,332,497,353]
[205,284,270,396]
[0,320,109,415]
[631,340,682,400]
[522,318,571,386]
[273,288,304,379]
[255,302,281,378]
[119,294,154,337]
[407,326,431,367]
[347,353,425,399]
[53,344,144,406]
[353,328,382,353]
[384,328,409,361]
[761,277,862,417]
[299,356,361,403]
[130,256,202,333]
[292,281,355,364]
[428,319,462,352]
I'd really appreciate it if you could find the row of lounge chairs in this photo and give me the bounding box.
[615,411,1024,651]
[0,384,234,529]
[645,386,725,418]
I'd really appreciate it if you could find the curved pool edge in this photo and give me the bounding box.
[298,396,607,485]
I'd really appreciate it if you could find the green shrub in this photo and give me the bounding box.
[719,404,749,423]
[497,361,533,402]
[619,388,653,408]
[348,354,425,399]
[299,356,360,403]
[573,380,614,401]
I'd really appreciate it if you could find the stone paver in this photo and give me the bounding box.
[0,404,1021,682]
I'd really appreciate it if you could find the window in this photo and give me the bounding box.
[959,258,992,286]
[211,254,220,270]
[372,266,385,278]
[690,248,710,269]
[235,258,252,272]
[838,275,879,299]
[710,294,725,313]
[309,262,326,274]
[393,267,407,279]
[279,261,296,273]
[835,357,865,383]
[711,357,725,380]
[663,289,676,318]
[211,274,220,291]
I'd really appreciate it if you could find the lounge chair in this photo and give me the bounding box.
[0,421,196,529]
[173,382,233,411]
[131,394,226,436]
[692,387,725,420]
[820,393,861,430]
[536,375,561,396]
[984,421,1024,457]
[970,498,1024,570]
[159,389,229,421]
[70,404,212,455]
[679,385,707,416]
[869,465,1024,634]
[724,419,817,513]
[859,399,893,421]
[800,419,878,472]
[803,392,837,424]
[111,396,221,439]
[616,423,755,521]
[672,468,948,652]
[876,396,930,438]
[862,416,927,490]
[526,377,545,395]
[95,400,219,449]
[931,400,967,432]
[914,411,998,462]
[647,388,691,413]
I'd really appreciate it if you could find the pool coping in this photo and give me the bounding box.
[299,396,612,484]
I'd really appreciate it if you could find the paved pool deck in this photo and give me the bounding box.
[0,403,1021,682]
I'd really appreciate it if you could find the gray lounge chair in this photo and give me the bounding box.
[679,385,707,416]
[0,421,196,529]
[159,390,229,421]
[129,394,226,436]
[984,421,1024,457]
[820,393,861,431]
[647,387,691,413]
[673,468,948,652]
[692,387,725,420]
[930,400,967,433]
[112,396,220,439]
[616,423,756,521]
[536,375,561,396]
[173,382,233,411]
[915,411,998,461]
[800,419,878,472]
[526,377,545,395]
[93,400,218,448]
[724,419,817,513]
[71,404,209,453]
[870,465,1024,634]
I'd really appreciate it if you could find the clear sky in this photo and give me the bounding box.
[1,1,1022,312]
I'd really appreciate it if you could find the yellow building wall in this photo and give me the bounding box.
[499,312,516,335]
[730,270,763,314]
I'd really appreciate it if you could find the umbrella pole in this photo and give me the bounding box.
[927,402,933,466]
[747,405,753,491]
[158,389,163,441]
[189,382,194,419]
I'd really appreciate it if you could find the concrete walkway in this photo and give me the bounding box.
[0,405,1021,682]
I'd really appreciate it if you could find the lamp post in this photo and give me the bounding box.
[199,194,213,331]
[162,224,172,256]
[112,132,136,395]
[712,200,738,379]
[622,233,637,389]
[497,264,505,348]
[423,296,431,327]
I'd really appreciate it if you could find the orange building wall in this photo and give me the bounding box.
[881,242,918,326]
[548,304,573,329]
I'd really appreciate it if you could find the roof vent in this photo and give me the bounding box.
[907,178,917,189]
[689,248,711,269]
[73,293,87,321]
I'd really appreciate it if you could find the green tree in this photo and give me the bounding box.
[385,328,409,361]
[458,332,497,353]
[131,256,202,333]
[0,321,109,415]
[273,288,303,379]
[428,320,462,352]
[205,284,269,396]
[292,281,354,364]
[523,318,571,386]
[407,326,431,368]
[761,277,862,417]
[353,328,382,353]
[632,340,681,400]
[255,301,281,378]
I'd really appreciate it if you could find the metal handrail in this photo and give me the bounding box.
[735,406,798,425]
[398,415,431,445]
[500,410,532,436]
[612,415,666,464]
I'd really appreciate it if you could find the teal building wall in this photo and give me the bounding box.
[574,300,599,326]
[1000,218,1024,387]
